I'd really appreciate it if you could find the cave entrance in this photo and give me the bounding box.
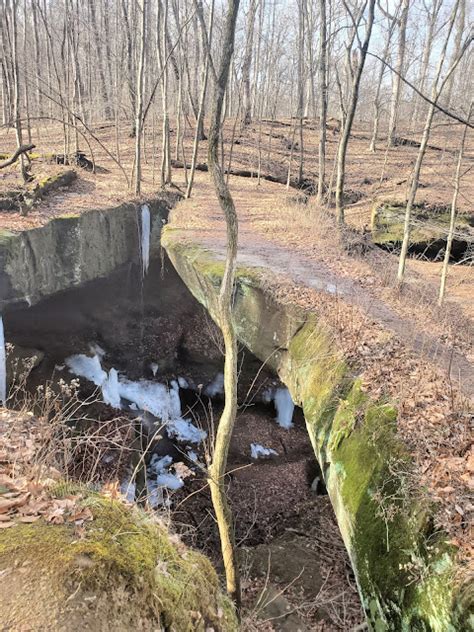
[3,251,363,630]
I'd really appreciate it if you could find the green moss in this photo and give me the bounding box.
[163,230,469,631]
[0,228,16,244]
[328,380,368,452]
[0,493,237,631]
[371,201,474,245]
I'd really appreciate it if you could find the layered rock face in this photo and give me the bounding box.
[162,229,472,632]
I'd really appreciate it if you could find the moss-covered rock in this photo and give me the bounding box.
[0,493,237,631]
[371,201,474,259]
[162,228,472,631]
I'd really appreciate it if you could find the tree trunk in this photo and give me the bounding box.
[444,0,465,111]
[297,0,305,183]
[387,0,409,146]
[317,0,327,201]
[134,0,147,195]
[9,0,28,182]
[241,0,258,126]
[397,0,467,284]
[438,102,471,305]
[186,0,214,198]
[207,0,241,610]
[411,0,441,128]
[87,0,112,120]
[335,0,375,225]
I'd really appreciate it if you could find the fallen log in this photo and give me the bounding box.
[170,159,316,193]
[0,144,35,170]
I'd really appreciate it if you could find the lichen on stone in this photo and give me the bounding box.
[0,492,237,632]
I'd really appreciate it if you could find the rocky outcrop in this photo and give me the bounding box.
[0,491,237,631]
[371,201,474,260]
[0,194,179,312]
[162,230,471,632]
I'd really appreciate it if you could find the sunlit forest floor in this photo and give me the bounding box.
[1,117,473,601]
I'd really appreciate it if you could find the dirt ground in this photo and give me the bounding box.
[170,402,364,631]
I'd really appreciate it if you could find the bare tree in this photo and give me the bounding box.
[387,0,409,146]
[439,102,472,305]
[134,0,147,196]
[397,0,471,284]
[335,0,376,225]
[317,0,328,201]
[186,0,215,198]
[207,0,241,610]
[241,0,258,126]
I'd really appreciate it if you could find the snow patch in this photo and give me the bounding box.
[250,443,278,459]
[147,454,184,508]
[140,204,151,277]
[101,368,121,408]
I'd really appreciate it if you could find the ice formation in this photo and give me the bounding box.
[0,317,6,404]
[274,387,295,428]
[140,204,151,277]
[101,368,121,408]
[250,443,278,459]
[262,385,295,429]
[66,349,207,445]
[65,353,107,386]
[205,372,224,397]
[147,454,184,508]
[167,418,206,444]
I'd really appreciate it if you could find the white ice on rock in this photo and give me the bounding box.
[89,342,106,358]
[274,387,295,429]
[0,317,6,404]
[101,367,121,408]
[205,372,224,397]
[140,204,151,277]
[167,417,206,444]
[118,379,182,420]
[65,350,207,445]
[250,443,278,459]
[65,353,107,386]
[147,454,184,508]
[262,385,295,429]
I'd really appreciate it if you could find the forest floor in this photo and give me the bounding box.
[1,118,473,616]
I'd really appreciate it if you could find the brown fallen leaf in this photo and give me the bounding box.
[0,521,15,528]
[18,515,41,523]
[0,514,13,522]
[0,493,30,513]
[0,474,21,492]
[70,507,93,523]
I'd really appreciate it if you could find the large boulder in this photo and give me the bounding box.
[0,493,237,632]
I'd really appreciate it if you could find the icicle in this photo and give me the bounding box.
[274,388,295,429]
[0,317,6,405]
[140,204,151,277]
